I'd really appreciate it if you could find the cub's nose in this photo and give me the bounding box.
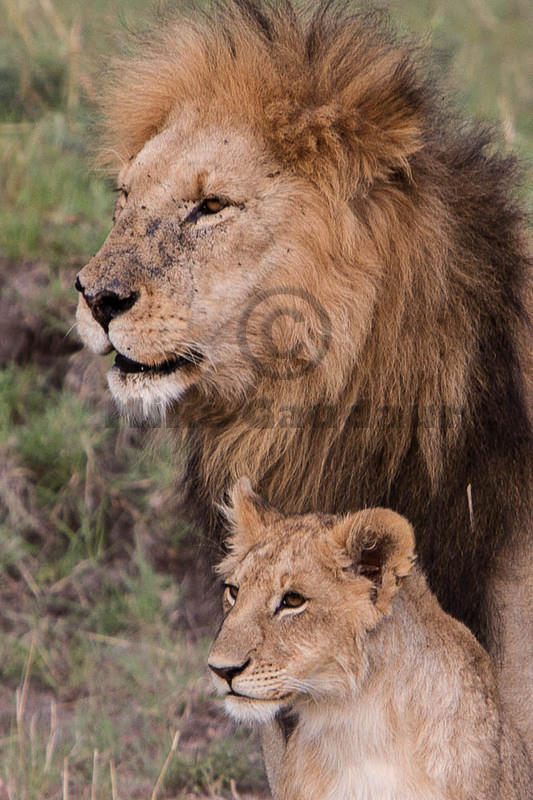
[75,276,138,332]
[208,658,251,687]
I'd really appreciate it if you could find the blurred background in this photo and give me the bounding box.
[0,0,531,797]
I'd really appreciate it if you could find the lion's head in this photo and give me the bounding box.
[76,115,365,418]
[75,1,434,422]
[208,478,415,724]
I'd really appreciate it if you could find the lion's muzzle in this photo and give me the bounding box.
[75,275,138,333]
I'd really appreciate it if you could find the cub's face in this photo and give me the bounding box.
[208,481,415,725]
[75,112,351,420]
[209,523,379,724]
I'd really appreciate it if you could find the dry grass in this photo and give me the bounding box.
[2,603,268,798]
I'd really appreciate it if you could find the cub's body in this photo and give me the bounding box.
[278,571,530,800]
[209,480,532,800]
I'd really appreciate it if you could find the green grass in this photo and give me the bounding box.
[390,0,533,165]
[0,0,531,797]
[0,114,112,262]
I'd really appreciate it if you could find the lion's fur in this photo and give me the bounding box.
[209,482,532,799]
[100,1,429,194]
[76,0,532,747]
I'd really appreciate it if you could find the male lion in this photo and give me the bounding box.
[75,0,532,749]
[209,478,533,800]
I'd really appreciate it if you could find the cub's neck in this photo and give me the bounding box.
[278,572,498,800]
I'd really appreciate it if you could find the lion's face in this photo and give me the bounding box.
[208,479,415,724]
[76,111,363,420]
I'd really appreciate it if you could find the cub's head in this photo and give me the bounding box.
[208,478,416,723]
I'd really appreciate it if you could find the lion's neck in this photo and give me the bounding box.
[177,376,446,515]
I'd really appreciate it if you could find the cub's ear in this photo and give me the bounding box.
[332,508,416,613]
[219,477,283,560]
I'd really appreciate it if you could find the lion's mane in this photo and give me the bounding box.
[98,0,532,649]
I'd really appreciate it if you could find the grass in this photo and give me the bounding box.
[0,114,112,262]
[0,0,531,797]
[390,0,533,164]
[2,588,265,799]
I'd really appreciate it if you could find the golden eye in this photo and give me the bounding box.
[200,197,226,215]
[280,591,306,610]
[223,584,238,606]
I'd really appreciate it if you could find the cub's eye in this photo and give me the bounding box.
[280,591,306,610]
[223,584,239,607]
[199,197,226,215]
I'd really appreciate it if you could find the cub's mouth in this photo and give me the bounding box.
[112,350,203,376]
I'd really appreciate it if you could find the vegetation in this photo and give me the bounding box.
[0,0,530,796]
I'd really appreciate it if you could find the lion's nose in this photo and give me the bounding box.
[75,276,138,333]
[208,658,251,687]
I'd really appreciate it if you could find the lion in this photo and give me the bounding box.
[209,478,533,799]
[74,0,532,751]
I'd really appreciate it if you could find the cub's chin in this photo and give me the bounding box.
[223,695,285,725]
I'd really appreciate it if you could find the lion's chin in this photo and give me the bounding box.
[223,695,289,725]
[107,366,193,424]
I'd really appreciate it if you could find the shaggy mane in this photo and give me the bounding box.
[97,0,531,650]
[99,0,432,194]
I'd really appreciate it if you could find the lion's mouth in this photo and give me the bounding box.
[113,350,203,376]
[227,690,293,702]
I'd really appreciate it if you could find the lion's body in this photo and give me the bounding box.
[209,483,532,800]
[75,0,532,749]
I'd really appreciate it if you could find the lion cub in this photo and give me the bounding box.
[209,478,532,800]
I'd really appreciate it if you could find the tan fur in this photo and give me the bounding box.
[209,480,532,800]
[75,0,532,752]
[77,2,472,475]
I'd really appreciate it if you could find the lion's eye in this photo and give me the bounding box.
[184,196,230,225]
[112,185,128,197]
[280,591,306,610]
[112,187,129,223]
[223,584,239,607]
[199,197,226,215]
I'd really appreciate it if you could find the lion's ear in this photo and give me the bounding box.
[337,53,426,188]
[332,508,416,613]
[270,52,425,193]
[221,477,283,557]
